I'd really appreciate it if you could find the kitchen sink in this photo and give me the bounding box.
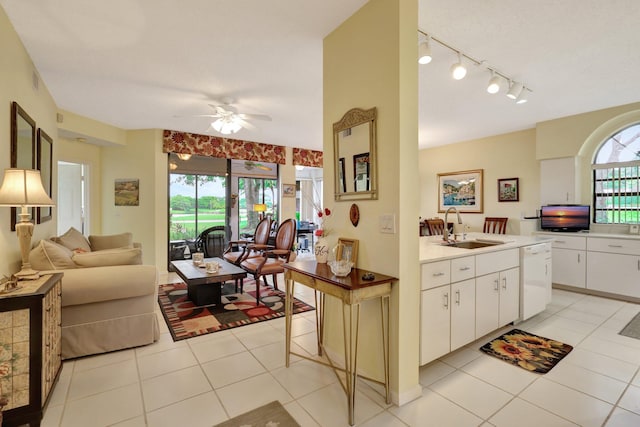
[442,239,504,249]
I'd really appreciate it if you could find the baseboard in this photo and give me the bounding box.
[394,384,423,406]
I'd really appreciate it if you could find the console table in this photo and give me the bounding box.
[283,261,396,426]
[0,273,63,427]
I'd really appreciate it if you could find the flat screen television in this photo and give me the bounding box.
[540,205,591,232]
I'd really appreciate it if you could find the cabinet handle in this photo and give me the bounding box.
[502,277,507,290]
[443,292,449,309]
[578,253,581,263]
[459,266,470,271]
[608,244,623,248]
[455,290,460,305]
[556,240,566,244]
[494,279,499,291]
[637,260,639,271]
[432,272,445,277]
[545,264,548,275]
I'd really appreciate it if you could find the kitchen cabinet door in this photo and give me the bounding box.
[450,279,475,351]
[587,252,640,298]
[475,273,500,338]
[420,286,451,365]
[552,248,586,288]
[498,267,520,326]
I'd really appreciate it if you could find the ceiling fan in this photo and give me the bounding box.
[179,98,272,135]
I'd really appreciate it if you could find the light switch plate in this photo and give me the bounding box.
[630,224,639,234]
[380,214,395,234]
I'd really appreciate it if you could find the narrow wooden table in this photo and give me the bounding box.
[171,258,246,306]
[283,261,396,426]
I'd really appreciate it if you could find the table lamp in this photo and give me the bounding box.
[0,169,55,279]
[253,203,267,220]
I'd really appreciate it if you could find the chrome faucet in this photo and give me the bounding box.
[443,207,463,243]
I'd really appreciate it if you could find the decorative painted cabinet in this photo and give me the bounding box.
[0,273,63,427]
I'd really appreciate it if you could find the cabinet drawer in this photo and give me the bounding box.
[587,237,640,256]
[550,235,586,250]
[451,256,475,283]
[476,249,519,276]
[421,260,450,290]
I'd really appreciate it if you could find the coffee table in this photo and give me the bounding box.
[171,257,247,306]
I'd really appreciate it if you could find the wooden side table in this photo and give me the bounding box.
[0,273,63,427]
[283,261,396,426]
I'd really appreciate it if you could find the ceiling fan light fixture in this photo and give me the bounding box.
[506,81,524,99]
[176,153,192,161]
[418,38,432,64]
[486,72,501,94]
[450,52,466,80]
[212,116,243,134]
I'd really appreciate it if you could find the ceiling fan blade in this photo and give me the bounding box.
[238,113,272,122]
[237,118,256,130]
[174,114,222,119]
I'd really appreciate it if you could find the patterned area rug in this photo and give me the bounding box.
[480,329,573,374]
[214,400,300,427]
[158,278,315,341]
[619,311,640,340]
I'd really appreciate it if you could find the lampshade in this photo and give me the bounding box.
[418,39,432,64]
[450,53,467,80]
[253,203,267,212]
[0,169,54,207]
[212,116,242,134]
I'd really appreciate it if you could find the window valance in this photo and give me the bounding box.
[292,148,323,168]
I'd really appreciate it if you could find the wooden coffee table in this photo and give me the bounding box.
[171,257,247,306]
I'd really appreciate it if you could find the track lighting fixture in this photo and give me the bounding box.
[506,81,524,99]
[450,52,467,80]
[418,37,432,64]
[418,29,533,103]
[486,72,501,94]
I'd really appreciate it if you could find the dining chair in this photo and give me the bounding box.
[222,218,271,292]
[483,217,508,234]
[195,225,230,258]
[425,218,446,235]
[240,218,297,304]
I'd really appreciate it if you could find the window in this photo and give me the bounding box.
[593,124,640,224]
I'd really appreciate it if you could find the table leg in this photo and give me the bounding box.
[342,302,360,426]
[285,274,294,368]
[313,291,325,356]
[381,295,390,404]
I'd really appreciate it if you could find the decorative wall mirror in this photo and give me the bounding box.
[10,101,36,231]
[336,237,359,268]
[333,107,377,201]
[37,129,53,223]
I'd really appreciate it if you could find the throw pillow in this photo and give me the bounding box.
[72,247,142,267]
[89,232,133,251]
[29,240,77,270]
[52,227,92,252]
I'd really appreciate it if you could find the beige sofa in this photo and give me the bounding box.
[29,228,160,359]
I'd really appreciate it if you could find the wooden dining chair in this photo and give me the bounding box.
[425,218,446,235]
[483,217,508,234]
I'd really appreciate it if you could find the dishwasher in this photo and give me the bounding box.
[519,242,552,321]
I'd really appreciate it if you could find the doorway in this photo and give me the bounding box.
[57,161,88,235]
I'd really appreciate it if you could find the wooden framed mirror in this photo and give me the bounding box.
[336,237,359,268]
[10,101,36,231]
[37,129,53,223]
[333,107,377,201]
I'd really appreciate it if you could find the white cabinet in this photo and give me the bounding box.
[587,237,640,298]
[548,235,586,288]
[450,279,476,350]
[540,157,578,205]
[476,268,520,338]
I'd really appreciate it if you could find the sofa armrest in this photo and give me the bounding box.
[58,265,158,307]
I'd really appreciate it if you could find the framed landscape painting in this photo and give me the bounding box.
[438,169,483,213]
[498,177,519,202]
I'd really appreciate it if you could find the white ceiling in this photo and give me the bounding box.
[2,0,639,151]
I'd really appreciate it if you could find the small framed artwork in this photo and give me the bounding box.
[337,237,359,268]
[114,178,140,206]
[437,169,483,213]
[498,178,519,202]
[37,128,53,223]
[282,183,295,198]
[353,152,370,192]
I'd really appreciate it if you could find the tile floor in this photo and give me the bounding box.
[40,272,640,427]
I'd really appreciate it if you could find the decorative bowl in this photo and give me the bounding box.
[328,260,353,277]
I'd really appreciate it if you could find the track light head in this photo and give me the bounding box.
[418,39,432,64]
[506,81,524,99]
[516,89,528,104]
[486,73,501,94]
[450,53,466,80]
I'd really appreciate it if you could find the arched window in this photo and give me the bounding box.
[593,123,640,223]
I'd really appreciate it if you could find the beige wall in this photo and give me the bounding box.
[324,0,421,404]
[420,129,540,233]
[0,7,58,276]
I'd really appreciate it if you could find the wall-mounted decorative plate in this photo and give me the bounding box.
[350,203,360,227]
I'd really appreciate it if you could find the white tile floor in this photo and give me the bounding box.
[40,273,640,427]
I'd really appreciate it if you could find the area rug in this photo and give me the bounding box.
[480,329,573,374]
[214,400,300,427]
[158,278,315,341]
[619,311,640,340]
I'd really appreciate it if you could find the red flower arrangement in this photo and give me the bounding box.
[315,207,332,237]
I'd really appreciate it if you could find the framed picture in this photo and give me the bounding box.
[114,179,139,206]
[337,237,359,268]
[498,177,519,202]
[10,102,36,230]
[37,128,53,223]
[438,169,483,213]
[282,183,295,198]
[353,152,369,192]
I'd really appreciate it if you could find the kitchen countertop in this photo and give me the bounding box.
[420,233,553,263]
